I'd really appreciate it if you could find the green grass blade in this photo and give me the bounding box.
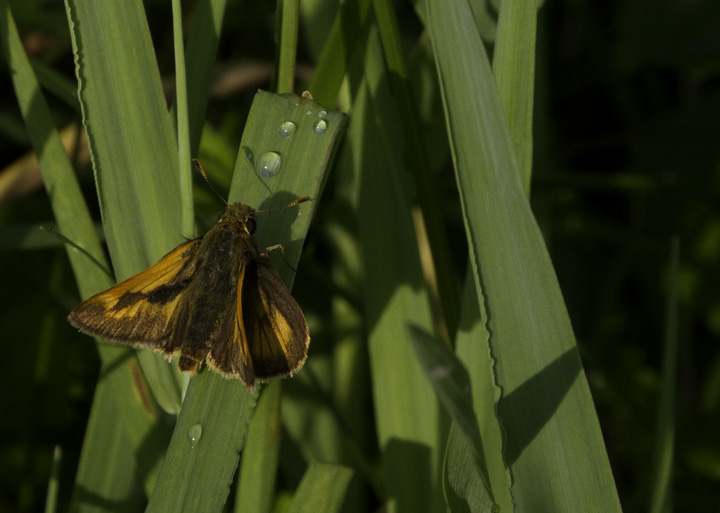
[308,0,371,106]
[66,0,187,413]
[493,0,537,195]
[427,0,623,511]
[408,325,494,511]
[172,0,193,235]
[649,237,679,513]
[443,424,493,513]
[146,372,257,513]
[408,326,485,473]
[235,380,282,513]
[227,91,346,258]
[170,0,227,156]
[454,270,512,511]
[44,446,62,513]
[146,91,346,513]
[31,57,81,113]
[286,462,354,513]
[372,0,459,340]
[276,0,299,94]
[347,29,446,513]
[70,371,151,513]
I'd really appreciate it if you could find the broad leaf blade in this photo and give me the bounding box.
[427,0,623,511]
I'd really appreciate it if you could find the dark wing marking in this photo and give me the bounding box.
[68,239,203,353]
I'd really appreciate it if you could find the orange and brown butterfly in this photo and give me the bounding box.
[68,159,311,391]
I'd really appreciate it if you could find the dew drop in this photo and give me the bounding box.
[258,151,282,177]
[188,424,203,449]
[241,146,253,161]
[313,119,327,135]
[317,110,328,119]
[278,121,296,138]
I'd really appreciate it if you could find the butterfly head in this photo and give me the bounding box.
[221,203,257,236]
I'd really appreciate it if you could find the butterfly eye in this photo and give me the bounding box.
[246,218,257,234]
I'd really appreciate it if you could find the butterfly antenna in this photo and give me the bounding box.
[40,226,114,278]
[256,196,312,214]
[193,158,228,206]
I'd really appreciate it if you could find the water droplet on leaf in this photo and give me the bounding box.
[313,119,327,135]
[258,151,282,177]
[188,424,203,448]
[278,121,296,138]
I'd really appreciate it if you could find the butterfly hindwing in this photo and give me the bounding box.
[68,239,203,353]
[241,256,310,381]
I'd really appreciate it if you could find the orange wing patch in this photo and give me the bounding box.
[68,239,202,352]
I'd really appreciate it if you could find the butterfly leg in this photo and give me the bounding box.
[265,244,297,272]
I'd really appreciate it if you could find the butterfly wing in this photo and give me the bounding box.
[241,257,310,382]
[206,254,256,387]
[68,239,203,353]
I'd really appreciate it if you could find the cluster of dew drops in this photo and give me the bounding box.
[248,109,329,178]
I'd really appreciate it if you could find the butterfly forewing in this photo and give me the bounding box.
[68,239,202,350]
